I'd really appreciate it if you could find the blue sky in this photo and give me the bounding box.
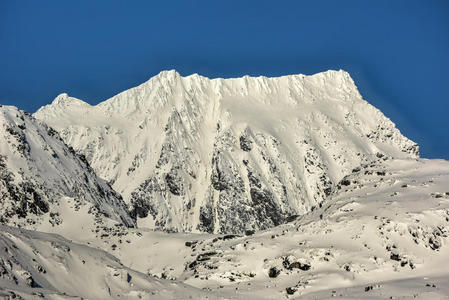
[1,1,448,159]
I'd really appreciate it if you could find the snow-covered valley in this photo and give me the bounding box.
[1,70,448,299]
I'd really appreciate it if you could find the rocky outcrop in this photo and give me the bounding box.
[0,106,135,228]
[34,70,419,233]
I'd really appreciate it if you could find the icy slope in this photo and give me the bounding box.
[0,105,135,228]
[0,225,219,299]
[35,70,419,233]
[91,157,449,299]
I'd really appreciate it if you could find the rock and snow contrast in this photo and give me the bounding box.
[0,105,134,229]
[1,70,448,299]
[35,70,418,234]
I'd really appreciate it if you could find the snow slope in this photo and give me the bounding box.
[1,69,448,300]
[0,105,135,228]
[34,70,418,234]
[0,225,220,299]
[17,155,446,300]
[82,157,449,299]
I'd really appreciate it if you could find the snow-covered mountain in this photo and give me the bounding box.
[2,156,446,299]
[82,157,449,300]
[35,70,418,234]
[0,105,135,228]
[1,69,448,299]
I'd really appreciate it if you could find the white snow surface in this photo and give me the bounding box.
[1,70,448,299]
[0,225,217,299]
[1,156,448,299]
[35,70,418,234]
[0,105,134,228]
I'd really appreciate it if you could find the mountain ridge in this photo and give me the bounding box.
[1,69,448,299]
[36,69,357,117]
[0,105,135,229]
[34,70,418,234]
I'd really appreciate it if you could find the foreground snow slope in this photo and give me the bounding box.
[0,105,135,228]
[0,225,220,299]
[21,156,446,299]
[35,70,418,233]
[73,157,448,299]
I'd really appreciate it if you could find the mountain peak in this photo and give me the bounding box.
[34,69,419,234]
[154,69,180,80]
[51,93,88,106]
[53,92,69,103]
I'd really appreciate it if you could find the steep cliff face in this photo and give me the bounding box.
[0,105,135,228]
[34,70,418,233]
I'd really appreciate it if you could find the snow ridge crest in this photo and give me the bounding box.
[33,70,419,234]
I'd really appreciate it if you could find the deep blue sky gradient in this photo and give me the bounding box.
[1,1,448,158]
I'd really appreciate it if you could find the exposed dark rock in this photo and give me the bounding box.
[187,251,219,271]
[199,205,215,233]
[429,236,441,250]
[376,152,384,158]
[129,197,151,219]
[185,240,198,247]
[390,253,401,261]
[197,251,217,261]
[245,230,255,236]
[340,179,351,186]
[352,167,361,173]
[239,135,252,152]
[288,261,311,271]
[222,234,240,240]
[285,215,299,222]
[268,267,280,278]
[37,265,46,274]
[210,154,228,191]
[165,167,184,196]
[250,188,284,226]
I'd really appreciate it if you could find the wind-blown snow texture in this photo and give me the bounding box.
[35,70,418,234]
